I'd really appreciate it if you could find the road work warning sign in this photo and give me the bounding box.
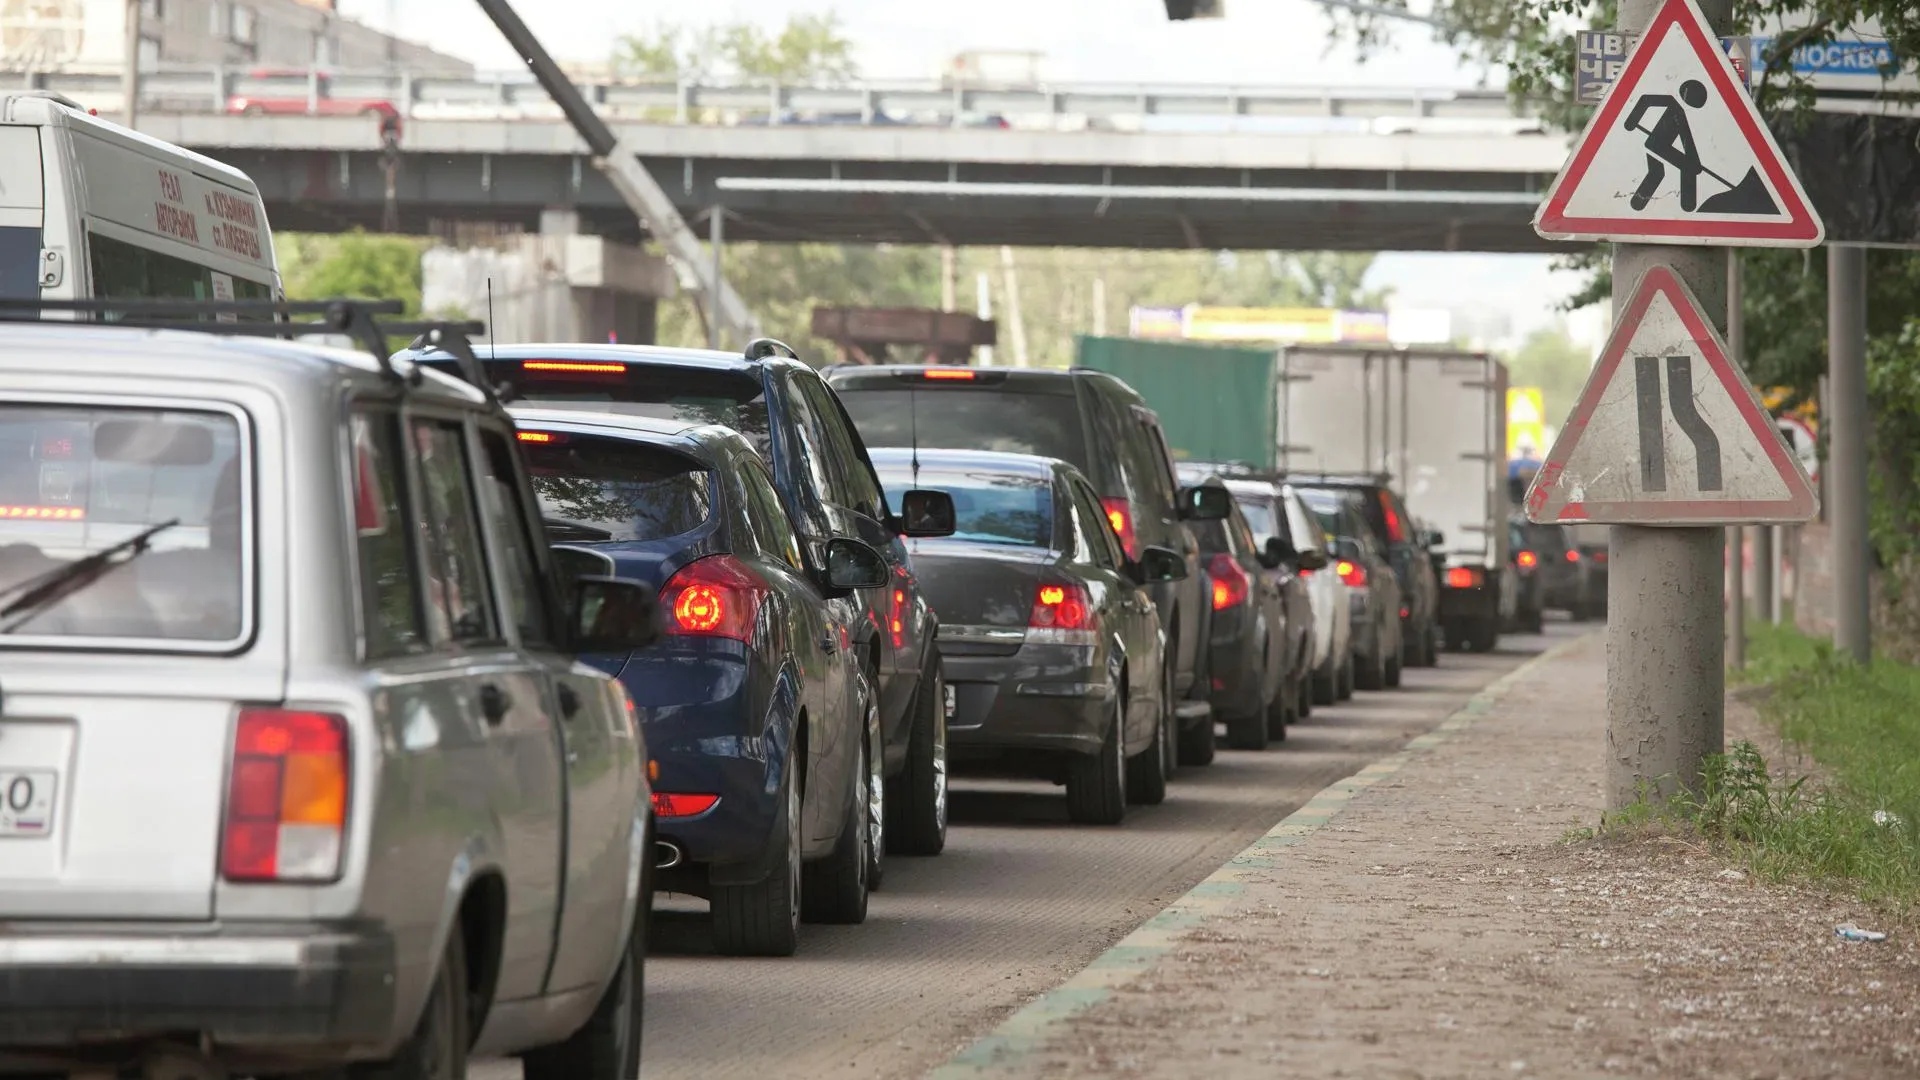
[1525,266,1818,526]
[1535,0,1823,247]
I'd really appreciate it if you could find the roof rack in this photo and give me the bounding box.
[0,298,493,402]
[1278,469,1396,485]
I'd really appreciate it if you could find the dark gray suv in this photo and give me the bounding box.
[825,366,1230,768]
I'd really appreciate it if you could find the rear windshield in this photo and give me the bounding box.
[838,388,1088,472]
[878,466,1053,548]
[1236,497,1275,542]
[520,432,713,543]
[0,403,247,644]
[478,361,772,458]
[1296,487,1344,537]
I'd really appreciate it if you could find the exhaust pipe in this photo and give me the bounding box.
[654,840,683,870]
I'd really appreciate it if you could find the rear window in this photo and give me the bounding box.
[480,361,772,458]
[1236,497,1276,542]
[520,432,713,543]
[838,388,1088,472]
[878,466,1053,548]
[0,403,247,644]
[1296,487,1344,538]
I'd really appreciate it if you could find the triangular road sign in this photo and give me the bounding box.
[1525,266,1817,526]
[1535,0,1824,247]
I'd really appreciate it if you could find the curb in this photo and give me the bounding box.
[925,637,1588,1078]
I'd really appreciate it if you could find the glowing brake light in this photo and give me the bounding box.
[1335,560,1367,588]
[922,368,976,380]
[652,792,720,818]
[1592,550,1608,564]
[889,588,907,648]
[221,709,349,883]
[1100,497,1139,561]
[1380,492,1406,543]
[0,505,84,520]
[1208,553,1249,611]
[661,555,767,643]
[1516,550,1538,569]
[1030,582,1096,643]
[516,430,559,443]
[1446,566,1484,589]
[523,359,624,373]
[1566,549,1582,563]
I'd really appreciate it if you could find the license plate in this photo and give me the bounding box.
[943,683,956,721]
[0,770,57,837]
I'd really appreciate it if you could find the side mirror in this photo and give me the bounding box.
[1424,529,1446,548]
[568,575,661,654]
[895,488,957,538]
[1178,484,1232,521]
[1258,535,1292,570]
[1130,544,1187,584]
[823,536,889,595]
[1296,547,1330,572]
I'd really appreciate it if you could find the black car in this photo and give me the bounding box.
[514,408,890,956]
[1179,471,1307,749]
[405,340,960,860]
[825,365,1230,768]
[1525,520,1602,622]
[1296,487,1405,696]
[870,448,1195,823]
[1507,516,1546,634]
[1289,477,1442,670]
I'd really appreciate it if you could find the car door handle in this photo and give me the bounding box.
[557,684,582,719]
[479,684,511,726]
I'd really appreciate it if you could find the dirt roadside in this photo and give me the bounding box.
[980,632,1920,1079]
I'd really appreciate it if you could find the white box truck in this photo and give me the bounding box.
[1278,345,1512,652]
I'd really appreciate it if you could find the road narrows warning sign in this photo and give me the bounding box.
[1524,266,1818,526]
[1535,0,1824,247]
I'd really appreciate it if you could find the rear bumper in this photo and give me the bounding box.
[1440,577,1500,621]
[0,923,396,1056]
[944,643,1110,756]
[1206,608,1265,717]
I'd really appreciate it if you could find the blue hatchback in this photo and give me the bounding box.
[511,407,893,957]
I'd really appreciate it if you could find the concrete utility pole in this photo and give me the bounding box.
[121,0,141,129]
[1727,249,1745,670]
[708,206,724,351]
[1828,245,1870,662]
[999,246,1029,368]
[1092,276,1108,337]
[1605,0,1731,809]
[940,246,957,312]
[975,271,994,366]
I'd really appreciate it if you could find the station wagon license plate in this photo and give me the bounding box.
[0,770,57,837]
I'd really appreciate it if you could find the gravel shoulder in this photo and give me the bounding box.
[974,631,1920,1080]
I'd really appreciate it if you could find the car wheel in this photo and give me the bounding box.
[1311,653,1337,706]
[1266,669,1293,741]
[800,736,871,925]
[351,917,469,1080]
[1175,706,1216,766]
[1469,618,1500,654]
[1337,652,1355,700]
[1158,655,1178,781]
[711,760,802,957]
[1296,667,1313,719]
[1066,695,1128,825]
[523,825,648,1080]
[1384,646,1403,688]
[1224,660,1268,751]
[1127,667,1170,805]
[861,694,886,891]
[886,652,947,857]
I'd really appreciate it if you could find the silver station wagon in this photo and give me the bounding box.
[0,306,661,1080]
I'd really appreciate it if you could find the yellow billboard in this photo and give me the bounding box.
[1508,387,1547,460]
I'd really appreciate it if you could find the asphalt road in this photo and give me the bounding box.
[476,620,1576,1080]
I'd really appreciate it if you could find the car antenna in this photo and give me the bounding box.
[909,368,921,486]
[484,276,517,403]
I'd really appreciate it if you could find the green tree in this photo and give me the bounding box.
[1504,323,1593,427]
[614,11,857,84]
[278,231,429,316]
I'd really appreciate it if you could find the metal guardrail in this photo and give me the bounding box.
[1,64,1538,124]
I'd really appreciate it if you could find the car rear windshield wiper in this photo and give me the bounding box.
[0,519,179,634]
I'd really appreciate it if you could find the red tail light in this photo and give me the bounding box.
[523,359,624,375]
[662,555,766,643]
[1030,582,1096,642]
[1446,566,1484,589]
[517,430,564,444]
[1101,497,1139,561]
[889,587,907,649]
[1379,492,1406,542]
[1208,553,1249,611]
[1335,559,1367,588]
[1566,549,1582,563]
[222,709,349,883]
[1592,550,1608,564]
[652,792,720,818]
[1516,550,1538,569]
[923,368,976,380]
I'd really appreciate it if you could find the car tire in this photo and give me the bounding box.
[1355,642,1386,691]
[351,916,469,1080]
[1175,708,1216,766]
[1126,683,1169,806]
[1469,618,1500,654]
[1158,659,1178,782]
[711,762,803,957]
[885,653,947,857]
[1337,653,1355,700]
[1067,696,1128,825]
[1311,654,1337,706]
[1384,647,1403,688]
[860,692,887,893]
[800,734,872,925]
[1297,669,1313,719]
[522,829,648,1080]
[1266,670,1293,740]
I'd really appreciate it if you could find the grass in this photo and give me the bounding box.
[1586,621,1920,907]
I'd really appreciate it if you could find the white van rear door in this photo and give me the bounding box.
[0,126,45,297]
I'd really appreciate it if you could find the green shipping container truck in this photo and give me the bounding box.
[1074,335,1278,469]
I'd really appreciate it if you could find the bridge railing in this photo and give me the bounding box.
[0,64,1540,126]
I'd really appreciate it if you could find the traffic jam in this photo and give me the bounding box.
[0,52,1608,1080]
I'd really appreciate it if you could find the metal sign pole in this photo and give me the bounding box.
[1726,248,1745,669]
[1828,245,1870,662]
